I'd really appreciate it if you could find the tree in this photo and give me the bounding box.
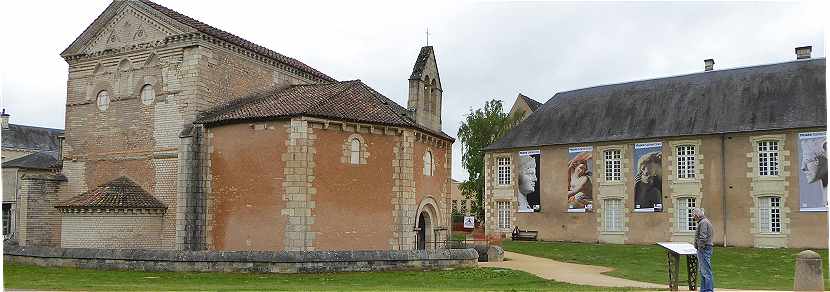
[457,99,523,220]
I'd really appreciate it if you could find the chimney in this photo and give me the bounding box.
[795,46,812,59]
[704,59,715,71]
[1,109,9,129]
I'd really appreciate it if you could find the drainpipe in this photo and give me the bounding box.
[720,134,728,247]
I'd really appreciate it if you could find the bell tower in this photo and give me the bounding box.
[408,46,442,132]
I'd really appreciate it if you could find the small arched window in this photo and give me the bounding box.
[350,138,361,164]
[140,84,155,105]
[97,90,110,111]
[423,151,433,176]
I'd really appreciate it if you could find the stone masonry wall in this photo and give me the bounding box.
[4,244,478,274]
[17,176,64,247]
[390,130,417,250]
[60,213,164,249]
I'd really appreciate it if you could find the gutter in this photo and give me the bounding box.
[720,134,729,247]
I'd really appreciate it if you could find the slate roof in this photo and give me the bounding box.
[486,58,827,150]
[410,46,434,80]
[1,124,63,152]
[2,151,59,170]
[56,177,166,209]
[519,94,543,112]
[195,80,454,141]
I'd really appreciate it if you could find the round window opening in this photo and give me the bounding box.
[140,84,155,105]
[97,90,110,111]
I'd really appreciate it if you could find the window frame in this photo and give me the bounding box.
[758,196,782,234]
[757,140,780,177]
[675,197,697,232]
[349,138,361,165]
[604,149,622,182]
[602,198,624,232]
[497,156,511,185]
[423,151,433,176]
[140,84,155,105]
[497,201,511,230]
[675,145,697,180]
[96,90,110,112]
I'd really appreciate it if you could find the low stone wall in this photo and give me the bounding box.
[3,244,478,273]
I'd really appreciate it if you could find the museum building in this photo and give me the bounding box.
[484,49,827,248]
[10,0,453,252]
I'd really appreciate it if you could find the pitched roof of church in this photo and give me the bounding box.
[486,58,826,150]
[519,94,543,112]
[2,151,59,170]
[1,123,63,152]
[56,177,166,210]
[195,80,454,141]
[410,46,434,80]
[137,0,335,82]
[63,0,334,83]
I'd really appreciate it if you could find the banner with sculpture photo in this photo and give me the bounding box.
[799,132,827,212]
[633,142,663,212]
[567,146,593,212]
[517,150,541,212]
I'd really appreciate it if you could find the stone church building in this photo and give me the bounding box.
[484,49,827,249]
[14,0,453,252]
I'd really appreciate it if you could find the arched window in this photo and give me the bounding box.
[423,151,433,176]
[140,84,155,105]
[350,138,361,165]
[97,90,110,111]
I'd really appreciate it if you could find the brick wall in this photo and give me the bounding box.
[60,212,164,249]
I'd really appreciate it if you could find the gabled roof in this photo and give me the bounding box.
[195,80,454,141]
[56,177,166,210]
[1,124,63,152]
[62,0,334,82]
[2,151,59,170]
[486,58,827,150]
[410,46,434,80]
[519,94,543,112]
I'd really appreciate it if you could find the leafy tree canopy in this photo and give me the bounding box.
[457,99,523,220]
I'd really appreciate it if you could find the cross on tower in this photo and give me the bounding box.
[426,28,430,46]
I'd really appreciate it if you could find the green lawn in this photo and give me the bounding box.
[3,262,636,291]
[503,240,830,290]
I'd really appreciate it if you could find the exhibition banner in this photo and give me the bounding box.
[799,132,827,212]
[633,142,663,212]
[518,150,541,212]
[567,146,593,212]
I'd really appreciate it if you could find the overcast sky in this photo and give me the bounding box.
[0,1,825,180]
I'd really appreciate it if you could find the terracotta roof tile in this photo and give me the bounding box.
[196,80,454,141]
[56,177,166,209]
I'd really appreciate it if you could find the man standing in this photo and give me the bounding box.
[693,208,714,292]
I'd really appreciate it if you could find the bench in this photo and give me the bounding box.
[511,229,538,241]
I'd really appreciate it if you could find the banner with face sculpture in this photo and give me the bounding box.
[799,132,827,212]
[567,147,593,212]
[633,142,663,212]
[517,150,541,212]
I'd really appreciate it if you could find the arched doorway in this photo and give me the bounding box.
[414,197,441,250]
[416,211,431,250]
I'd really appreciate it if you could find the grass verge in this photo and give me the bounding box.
[503,240,829,290]
[4,262,637,291]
